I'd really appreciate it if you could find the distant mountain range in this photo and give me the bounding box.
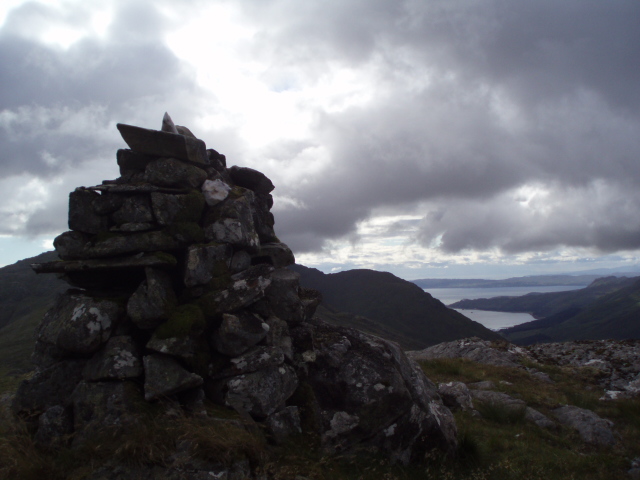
[290,264,501,349]
[449,276,640,344]
[412,274,609,289]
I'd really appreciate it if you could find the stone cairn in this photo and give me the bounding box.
[12,114,457,466]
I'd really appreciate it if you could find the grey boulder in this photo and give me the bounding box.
[438,381,474,411]
[82,336,143,381]
[213,312,270,357]
[145,157,207,189]
[295,318,457,464]
[143,354,204,401]
[35,292,123,355]
[223,364,298,418]
[553,405,616,446]
[127,268,177,329]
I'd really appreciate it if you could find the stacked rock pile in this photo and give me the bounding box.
[12,115,456,465]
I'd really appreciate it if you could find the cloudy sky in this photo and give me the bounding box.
[1,0,639,279]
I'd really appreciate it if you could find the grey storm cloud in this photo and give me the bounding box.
[0,0,201,179]
[2,0,640,259]
[244,0,640,255]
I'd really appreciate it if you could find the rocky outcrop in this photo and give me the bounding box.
[407,337,533,368]
[12,114,456,472]
[528,339,640,396]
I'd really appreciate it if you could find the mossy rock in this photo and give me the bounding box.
[154,304,206,340]
[165,222,204,245]
[151,251,178,266]
[92,231,121,244]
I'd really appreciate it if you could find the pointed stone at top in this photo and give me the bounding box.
[116,123,208,165]
[161,112,179,134]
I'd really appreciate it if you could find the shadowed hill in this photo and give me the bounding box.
[501,277,640,344]
[450,276,634,319]
[0,251,65,332]
[290,264,502,349]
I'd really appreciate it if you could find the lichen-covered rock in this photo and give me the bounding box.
[223,364,298,418]
[69,188,110,234]
[110,194,155,225]
[60,230,180,259]
[146,157,208,189]
[469,389,527,412]
[266,406,302,444]
[407,337,531,368]
[12,360,85,416]
[265,268,305,324]
[213,346,285,378]
[71,380,144,444]
[197,264,273,318]
[263,315,294,361]
[295,318,457,463]
[127,268,177,329]
[143,354,204,401]
[35,292,123,355]
[83,336,143,381]
[146,305,207,364]
[203,189,260,251]
[183,243,231,287]
[438,381,474,412]
[151,191,205,226]
[253,243,295,268]
[470,389,554,429]
[553,405,616,446]
[525,407,555,429]
[214,312,270,356]
[34,405,73,448]
[230,250,252,273]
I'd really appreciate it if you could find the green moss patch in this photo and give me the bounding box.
[154,304,205,339]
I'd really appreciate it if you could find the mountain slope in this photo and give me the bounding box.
[290,264,502,349]
[0,251,65,331]
[449,276,635,318]
[502,277,640,344]
[412,274,603,289]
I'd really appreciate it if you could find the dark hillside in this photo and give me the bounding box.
[290,264,502,349]
[503,277,640,344]
[0,251,65,331]
[450,276,634,318]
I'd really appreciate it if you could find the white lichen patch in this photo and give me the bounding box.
[232,359,248,369]
[114,350,137,369]
[89,306,112,329]
[233,279,248,290]
[327,411,360,437]
[384,423,397,437]
[71,304,86,322]
[374,383,386,391]
[302,350,316,362]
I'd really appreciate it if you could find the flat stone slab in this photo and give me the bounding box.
[117,123,208,165]
[31,252,177,274]
[88,184,190,194]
